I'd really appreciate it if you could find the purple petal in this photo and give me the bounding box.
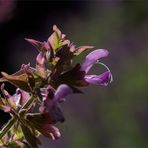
[26,113,61,139]
[3,105,11,112]
[51,105,65,123]
[40,85,55,101]
[36,52,45,65]
[36,52,47,78]
[15,88,30,106]
[81,49,109,73]
[21,63,30,71]
[37,123,61,140]
[53,84,72,103]
[48,125,61,140]
[84,71,112,86]
[39,86,54,112]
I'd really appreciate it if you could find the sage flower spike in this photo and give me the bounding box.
[0,25,113,147]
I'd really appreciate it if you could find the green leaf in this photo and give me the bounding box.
[11,126,23,140]
[21,123,40,148]
[8,141,21,148]
[1,72,31,92]
[26,114,61,140]
[25,38,49,52]
[53,25,61,39]
[26,113,54,125]
[0,96,5,109]
[0,140,3,144]
[74,46,94,55]
[8,140,30,148]
[48,32,60,50]
[0,77,7,83]
[53,64,88,87]
[48,25,67,51]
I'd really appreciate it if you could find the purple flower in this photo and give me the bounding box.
[56,49,112,87]
[53,84,73,103]
[81,49,109,73]
[41,84,72,108]
[81,49,113,86]
[39,84,72,123]
[84,71,112,86]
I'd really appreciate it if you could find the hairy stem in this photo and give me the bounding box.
[0,116,17,139]
[0,95,36,140]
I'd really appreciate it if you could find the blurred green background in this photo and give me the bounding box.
[1,0,148,147]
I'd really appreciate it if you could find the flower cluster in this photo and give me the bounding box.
[0,25,112,147]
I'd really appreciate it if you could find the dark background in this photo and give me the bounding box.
[0,0,86,124]
[0,0,148,147]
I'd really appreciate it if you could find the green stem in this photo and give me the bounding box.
[0,95,36,140]
[0,116,17,139]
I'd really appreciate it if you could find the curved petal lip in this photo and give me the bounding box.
[54,84,73,103]
[84,71,112,86]
[81,49,109,73]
